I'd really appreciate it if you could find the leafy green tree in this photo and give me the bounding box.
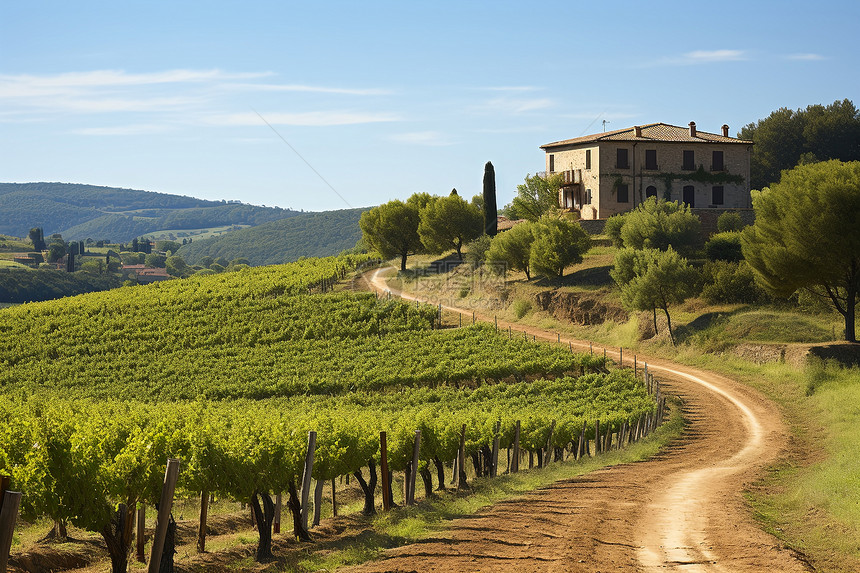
[199,256,215,268]
[145,253,167,268]
[166,255,189,277]
[613,197,701,256]
[611,247,700,345]
[510,173,564,221]
[739,99,860,189]
[486,221,535,279]
[155,240,181,254]
[483,161,498,236]
[418,194,483,260]
[529,217,592,278]
[47,242,66,263]
[80,259,105,274]
[360,199,422,271]
[741,160,860,341]
[120,252,144,265]
[29,227,46,251]
[464,234,492,268]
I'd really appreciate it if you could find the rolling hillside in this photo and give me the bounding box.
[177,207,368,265]
[0,182,298,241]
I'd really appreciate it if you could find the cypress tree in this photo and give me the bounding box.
[483,161,498,236]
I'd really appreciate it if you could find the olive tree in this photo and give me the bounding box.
[359,199,422,271]
[418,194,483,260]
[611,247,700,345]
[529,217,592,278]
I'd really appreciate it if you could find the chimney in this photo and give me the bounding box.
[634,125,642,137]
[722,124,729,137]
[689,121,697,137]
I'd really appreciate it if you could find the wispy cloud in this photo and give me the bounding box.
[0,69,271,98]
[786,53,825,61]
[224,83,393,96]
[0,69,398,133]
[648,49,747,66]
[207,111,401,127]
[476,86,542,93]
[74,124,176,136]
[390,131,454,146]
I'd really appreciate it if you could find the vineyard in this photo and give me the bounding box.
[0,255,662,572]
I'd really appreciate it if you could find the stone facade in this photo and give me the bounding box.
[541,123,753,220]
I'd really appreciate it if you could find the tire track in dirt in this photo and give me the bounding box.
[349,268,811,572]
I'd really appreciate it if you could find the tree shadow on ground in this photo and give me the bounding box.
[532,265,613,289]
[672,308,747,344]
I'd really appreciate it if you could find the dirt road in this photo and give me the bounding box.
[351,268,811,572]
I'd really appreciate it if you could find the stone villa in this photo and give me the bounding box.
[540,122,753,220]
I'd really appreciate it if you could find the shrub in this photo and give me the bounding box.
[705,231,743,262]
[465,234,492,268]
[701,260,766,303]
[604,214,626,247]
[717,211,744,233]
[511,298,532,318]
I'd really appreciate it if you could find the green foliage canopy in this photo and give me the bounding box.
[418,194,483,260]
[486,220,535,279]
[739,99,860,190]
[510,173,563,221]
[609,198,701,257]
[611,247,700,344]
[741,160,860,341]
[360,200,422,271]
[529,217,592,278]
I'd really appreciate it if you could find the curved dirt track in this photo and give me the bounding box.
[349,268,811,572]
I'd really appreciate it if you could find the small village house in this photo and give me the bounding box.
[540,122,753,220]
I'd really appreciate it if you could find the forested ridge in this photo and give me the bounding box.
[0,182,297,241]
[177,207,368,266]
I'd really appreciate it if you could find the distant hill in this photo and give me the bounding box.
[0,182,298,241]
[177,208,368,266]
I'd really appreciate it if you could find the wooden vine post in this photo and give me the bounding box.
[147,458,180,573]
[379,431,391,511]
[312,479,324,527]
[511,421,521,473]
[545,420,556,466]
[137,504,146,561]
[457,424,468,490]
[491,420,501,477]
[1,475,22,573]
[406,430,421,506]
[273,494,281,534]
[300,431,316,531]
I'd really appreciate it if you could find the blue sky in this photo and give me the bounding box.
[2,1,857,212]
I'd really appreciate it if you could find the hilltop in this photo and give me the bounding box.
[0,182,298,241]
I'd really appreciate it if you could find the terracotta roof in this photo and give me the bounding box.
[541,123,753,149]
[496,216,526,231]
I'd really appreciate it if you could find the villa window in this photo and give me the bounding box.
[617,184,629,203]
[645,149,658,170]
[617,148,629,169]
[712,186,724,205]
[712,150,724,171]
[683,150,695,170]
